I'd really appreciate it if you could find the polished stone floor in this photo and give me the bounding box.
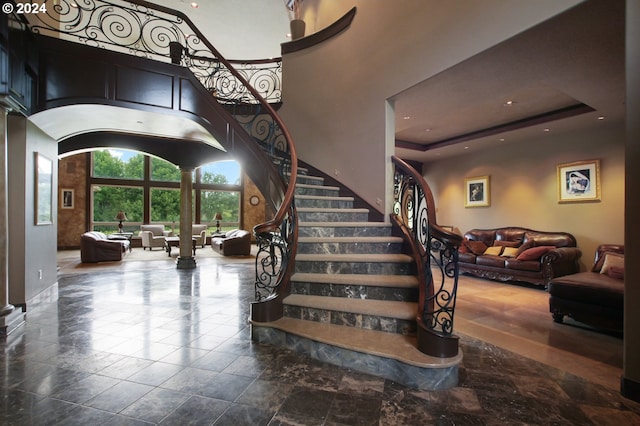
[1,251,639,425]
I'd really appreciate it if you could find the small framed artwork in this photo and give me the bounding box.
[61,189,74,209]
[557,159,601,203]
[464,176,490,207]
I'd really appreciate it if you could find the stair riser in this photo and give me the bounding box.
[290,281,418,302]
[299,226,392,238]
[283,305,417,335]
[297,241,403,255]
[296,198,354,209]
[298,211,369,222]
[295,260,414,275]
[295,186,340,197]
[296,176,323,185]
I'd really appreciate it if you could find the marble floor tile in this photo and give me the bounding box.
[1,252,639,425]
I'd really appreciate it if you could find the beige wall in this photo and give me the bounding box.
[423,121,625,270]
[280,0,582,217]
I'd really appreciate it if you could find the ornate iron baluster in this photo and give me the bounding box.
[392,156,461,357]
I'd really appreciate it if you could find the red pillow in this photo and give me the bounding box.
[516,246,555,261]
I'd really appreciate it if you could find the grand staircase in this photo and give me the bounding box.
[251,169,461,391]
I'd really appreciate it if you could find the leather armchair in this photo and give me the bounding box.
[192,224,208,248]
[80,232,129,263]
[140,225,172,250]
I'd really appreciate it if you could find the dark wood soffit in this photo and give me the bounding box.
[396,103,595,151]
[281,7,357,55]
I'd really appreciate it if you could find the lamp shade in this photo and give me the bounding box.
[214,212,223,221]
[115,211,127,221]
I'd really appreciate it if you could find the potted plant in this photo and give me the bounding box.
[285,0,305,40]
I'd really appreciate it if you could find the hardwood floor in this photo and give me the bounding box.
[455,274,623,391]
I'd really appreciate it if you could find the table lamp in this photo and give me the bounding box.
[214,212,223,233]
[115,211,127,233]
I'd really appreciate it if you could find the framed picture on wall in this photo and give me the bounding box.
[35,152,53,225]
[464,176,490,207]
[557,159,601,203]
[61,189,74,209]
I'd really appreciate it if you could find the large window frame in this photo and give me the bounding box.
[88,151,242,233]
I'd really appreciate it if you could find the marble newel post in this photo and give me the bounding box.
[0,108,24,336]
[176,167,196,269]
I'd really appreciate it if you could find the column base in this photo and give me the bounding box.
[0,308,25,337]
[176,256,197,269]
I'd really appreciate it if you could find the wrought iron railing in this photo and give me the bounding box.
[391,156,462,358]
[26,0,282,105]
[25,0,297,312]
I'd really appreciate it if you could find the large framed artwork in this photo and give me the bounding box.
[464,175,490,207]
[557,159,601,203]
[35,152,53,225]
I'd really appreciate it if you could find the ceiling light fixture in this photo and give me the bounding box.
[597,116,606,120]
[503,100,516,106]
[544,128,550,132]
[190,2,199,8]
[403,116,411,120]
[424,128,431,132]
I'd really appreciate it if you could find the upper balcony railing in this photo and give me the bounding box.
[24,0,297,314]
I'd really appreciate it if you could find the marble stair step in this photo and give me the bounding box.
[295,183,341,196]
[291,272,419,288]
[297,208,370,222]
[296,194,355,209]
[297,236,404,254]
[292,174,324,185]
[252,317,460,369]
[298,222,393,238]
[295,253,413,264]
[283,294,417,320]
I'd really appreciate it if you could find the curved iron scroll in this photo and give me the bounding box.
[391,156,462,357]
[25,0,298,312]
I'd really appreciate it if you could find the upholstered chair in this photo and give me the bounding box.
[140,225,172,250]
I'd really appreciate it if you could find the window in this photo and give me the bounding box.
[92,149,144,180]
[89,152,244,232]
[91,185,143,233]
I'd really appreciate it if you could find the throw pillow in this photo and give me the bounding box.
[600,253,624,275]
[515,240,534,257]
[516,245,555,261]
[464,240,488,255]
[494,240,520,248]
[593,251,623,273]
[458,243,469,254]
[483,246,503,256]
[501,247,519,257]
[607,265,624,280]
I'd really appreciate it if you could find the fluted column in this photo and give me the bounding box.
[176,167,196,269]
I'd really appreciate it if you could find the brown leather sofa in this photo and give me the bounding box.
[80,231,130,263]
[548,244,624,333]
[459,227,582,287]
[211,229,251,256]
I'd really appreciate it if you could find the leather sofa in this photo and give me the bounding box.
[80,231,130,263]
[140,225,172,250]
[458,227,582,286]
[211,229,251,256]
[548,244,624,332]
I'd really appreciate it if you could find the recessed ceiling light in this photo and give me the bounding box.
[499,138,505,142]
[544,128,550,132]
[424,128,431,132]
[464,146,469,150]
[190,2,199,8]
[503,100,516,106]
[597,116,606,120]
[403,116,411,120]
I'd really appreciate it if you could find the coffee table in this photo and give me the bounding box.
[164,236,197,257]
